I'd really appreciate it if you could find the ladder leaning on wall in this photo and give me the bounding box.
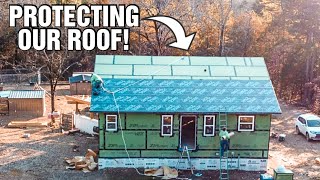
[219,110,229,180]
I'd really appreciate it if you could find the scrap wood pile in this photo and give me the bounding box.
[65,149,98,173]
[144,166,178,179]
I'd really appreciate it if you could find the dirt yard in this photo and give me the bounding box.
[0,85,319,179]
[268,102,320,180]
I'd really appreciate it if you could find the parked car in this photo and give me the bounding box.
[296,113,320,141]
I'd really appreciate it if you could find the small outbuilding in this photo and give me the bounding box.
[8,90,45,117]
[69,74,92,95]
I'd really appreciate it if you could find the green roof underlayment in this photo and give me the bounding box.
[91,55,281,114]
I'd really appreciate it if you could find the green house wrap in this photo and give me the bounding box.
[90,55,281,171]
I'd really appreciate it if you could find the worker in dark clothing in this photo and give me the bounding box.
[219,126,230,157]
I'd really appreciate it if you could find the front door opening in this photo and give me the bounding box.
[180,115,197,150]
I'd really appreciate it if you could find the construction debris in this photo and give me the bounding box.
[316,158,320,165]
[144,166,178,179]
[271,132,279,138]
[62,128,80,135]
[65,149,98,172]
[72,145,80,152]
[22,133,30,138]
[8,121,49,128]
[278,134,286,142]
[50,122,61,133]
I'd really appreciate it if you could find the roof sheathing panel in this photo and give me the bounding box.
[134,65,171,76]
[94,55,269,80]
[226,57,246,66]
[235,67,269,77]
[250,57,266,66]
[152,56,189,65]
[210,66,235,77]
[172,66,210,76]
[115,56,151,65]
[95,64,132,76]
[190,57,227,65]
[95,55,113,64]
[153,76,192,79]
[245,58,252,66]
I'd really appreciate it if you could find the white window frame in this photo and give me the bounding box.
[106,115,118,131]
[161,115,173,136]
[238,115,255,132]
[203,115,215,136]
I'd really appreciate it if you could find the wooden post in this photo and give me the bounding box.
[76,102,79,114]
[72,111,75,129]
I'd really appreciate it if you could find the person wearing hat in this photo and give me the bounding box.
[219,126,230,157]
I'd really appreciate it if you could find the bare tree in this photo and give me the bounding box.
[131,0,196,55]
[2,26,83,123]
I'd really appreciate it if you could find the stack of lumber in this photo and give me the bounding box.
[7,121,49,128]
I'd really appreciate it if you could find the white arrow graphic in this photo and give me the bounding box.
[144,16,196,51]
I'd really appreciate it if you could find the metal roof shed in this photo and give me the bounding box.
[8,90,45,117]
[69,74,92,95]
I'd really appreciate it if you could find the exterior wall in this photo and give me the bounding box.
[99,113,271,170]
[9,98,45,117]
[70,83,91,95]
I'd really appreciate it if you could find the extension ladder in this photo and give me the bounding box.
[177,146,194,174]
[219,111,229,180]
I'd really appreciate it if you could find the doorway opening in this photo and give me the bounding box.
[179,115,197,150]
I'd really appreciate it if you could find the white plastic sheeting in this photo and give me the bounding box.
[74,114,98,135]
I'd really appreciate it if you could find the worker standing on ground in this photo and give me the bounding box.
[219,126,230,157]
